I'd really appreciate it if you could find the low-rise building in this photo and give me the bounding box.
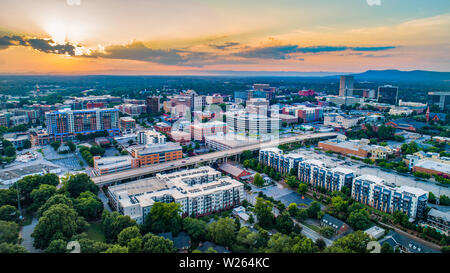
[318,138,370,158]
[378,231,438,253]
[130,142,182,166]
[219,163,251,180]
[324,113,363,129]
[93,155,139,176]
[320,214,351,235]
[364,226,385,240]
[426,208,449,235]
[3,132,29,148]
[205,133,259,151]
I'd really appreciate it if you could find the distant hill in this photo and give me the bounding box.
[348,69,450,82]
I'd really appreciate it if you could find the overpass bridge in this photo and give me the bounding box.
[92,132,338,186]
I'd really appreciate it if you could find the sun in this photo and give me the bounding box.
[44,20,67,44]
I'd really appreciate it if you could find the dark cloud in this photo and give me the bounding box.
[209,42,240,50]
[352,46,396,51]
[86,42,185,65]
[234,44,396,59]
[0,35,75,55]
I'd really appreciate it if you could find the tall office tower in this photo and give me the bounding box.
[377,85,399,105]
[339,75,354,97]
[146,96,160,114]
[428,91,450,111]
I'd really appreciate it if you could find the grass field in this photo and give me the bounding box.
[87,222,106,242]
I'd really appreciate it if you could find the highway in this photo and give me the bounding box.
[92,132,338,186]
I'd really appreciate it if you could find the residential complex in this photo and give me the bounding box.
[352,175,428,220]
[225,111,280,139]
[259,148,303,174]
[298,159,355,192]
[190,121,228,141]
[45,108,120,136]
[106,166,244,224]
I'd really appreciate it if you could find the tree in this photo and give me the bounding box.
[64,173,99,198]
[0,220,20,244]
[141,233,176,253]
[4,146,16,157]
[67,141,76,153]
[23,139,32,149]
[38,194,73,218]
[285,176,299,188]
[287,203,299,217]
[330,196,348,215]
[142,202,182,235]
[296,208,308,222]
[128,237,143,253]
[439,195,450,206]
[50,141,61,151]
[347,209,371,230]
[0,205,19,222]
[30,184,57,211]
[307,201,321,219]
[254,197,274,229]
[324,230,371,253]
[381,242,394,253]
[103,244,128,253]
[117,226,142,247]
[207,217,236,247]
[241,150,253,162]
[265,233,292,253]
[0,242,28,253]
[253,173,265,187]
[101,211,137,244]
[276,211,294,234]
[319,226,335,238]
[73,191,104,221]
[182,217,207,242]
[291,236,319,253]
[44,239,68,253]
[315,238,326,251]
[428,192,437,204]
[32,204,79,249]
[297,183,308,196]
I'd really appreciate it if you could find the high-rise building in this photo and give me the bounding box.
[428,91,450,111]
[339,75,354,97]
[146,96,161,114]
[377,85,399,105]
[45,108,120,136]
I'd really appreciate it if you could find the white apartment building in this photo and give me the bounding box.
[352,175,428,220]
[225,111,281,140]
[190,121,228,141]
[137,129,167,145]
[259,147,303,174]
[298,159,355,192]
[107,166,244,224]
[324,113,363,129]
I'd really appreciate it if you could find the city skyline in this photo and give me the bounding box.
[0,0,449,75]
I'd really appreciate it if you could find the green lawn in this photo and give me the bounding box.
[303,222,322,233]
[87,222,106,242]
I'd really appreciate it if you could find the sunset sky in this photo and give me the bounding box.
[0,0,449,75]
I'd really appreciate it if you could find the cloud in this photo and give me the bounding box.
[86,42,185,65]
[234,44,396,60]
[0,35,76,55]
[209,42,240,50]
[366,0,381,6]
[67,0,81,6]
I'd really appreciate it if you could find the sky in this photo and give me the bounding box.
[0,0,449,75]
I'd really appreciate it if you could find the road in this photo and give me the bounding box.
[92,132,338,185]
[20,217,42,253]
